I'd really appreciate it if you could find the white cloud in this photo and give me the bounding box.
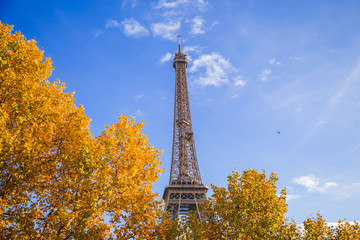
[259,68,272,81]
[103,18,149,38]
[233,75,246,87]
[105,19,120,29]
[122,0,139,8]
[298,60,360,148]
[332,182,360,200]
[289,55,305,61]
[94,29,103,38]
[161,10,183,17]
[189,52,234,87]
[315,120,325,128]
[134,94,144,100]
[189,16,217,35]
[183,45,202,54]
[269,58,281,65]
[295,106,303,112]
[293,175,338,193]
[211,21,219,28]
[151,21,181,40]
[134,110,143,116]
[131,0,139,8]
[345,142,360,158]
[327,60,360,109]
[155,0,207,9]
[190,16,205,35]
[121,18,149,37]
[156,0,188,8]
[286,194,301,201]
[160,52,173,63]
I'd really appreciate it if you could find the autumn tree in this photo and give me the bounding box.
[0,22,166,239]
[333,220,360,239]
[172,169,360,240]
[175,169,301,239]
[303,213,333,239]
[303,214,360,240]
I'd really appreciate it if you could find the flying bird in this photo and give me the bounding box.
[277,131,281,135]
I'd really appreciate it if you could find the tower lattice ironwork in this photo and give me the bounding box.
[163,37,208,219]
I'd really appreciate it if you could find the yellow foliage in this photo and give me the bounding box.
[172,170,360,240]
[303,213,332,239]
[303,214,360,240]
[0,21,166,239]
[175,169,301,239]
[334,220,360,239]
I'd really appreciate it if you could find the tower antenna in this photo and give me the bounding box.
[178,35,181,52]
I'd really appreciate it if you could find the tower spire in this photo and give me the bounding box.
[163,40,208,220]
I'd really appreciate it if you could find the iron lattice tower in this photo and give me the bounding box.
[163,37,208,219]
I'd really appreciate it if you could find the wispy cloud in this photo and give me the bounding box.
[160,52,173,63]
[94,29,103,38]
[327,61,360,109]
[345,142,360,158]
[258,80,304,112]
[155,0,207,9]
[292,174,360,200]
[188,16,217,35]
[122,0,139,8]
[292,175,338,193]
[121,18,149,37]
[259,69,272,81]
[134,94,144,100]
[332,182,360,200]
[289,55,305,61]
[151,21,181,40]
[182,46,201,62]
[134,110,143,117]
[183,45,202,54]
[298,60,360,147]
[269,58,281,65]
[189,52,234,87]
[286,194,301,201]
[314,120,325,128]
[233,75,246,87]
[295,106,303,112]
[105,19,121,29]
[210,21,219,28]
[190,16,205,35]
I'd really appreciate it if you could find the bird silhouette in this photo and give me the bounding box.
[277,131,281,135]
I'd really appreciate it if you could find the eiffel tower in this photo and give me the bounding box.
[163,37,208,219]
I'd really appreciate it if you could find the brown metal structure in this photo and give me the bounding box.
[163,37,208,219]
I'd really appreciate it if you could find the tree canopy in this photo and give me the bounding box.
[167,169,360,240]
[0,21,166,239]
[170,169,360,239]
[173,169,300,239]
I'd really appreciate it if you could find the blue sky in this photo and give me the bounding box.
[2,0,360,223]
